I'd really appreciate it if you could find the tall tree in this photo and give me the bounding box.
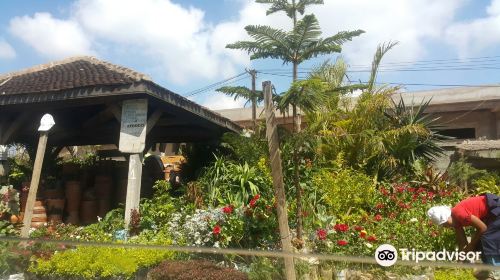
[227,0,363,241]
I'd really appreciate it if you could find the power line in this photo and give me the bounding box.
[183,72,248,97]
[256,71,500,88]
[185,75,250,98]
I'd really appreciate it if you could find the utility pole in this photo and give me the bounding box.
[247,69,257,130]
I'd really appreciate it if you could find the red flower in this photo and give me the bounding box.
[213,225,221,235]
[417,187,426,193]
[367,235,377,242]
[249,194,261,208]
[389,212,396,219]
[408,187,415,193]
[222,205,233,214]
[337,240,348,246]
[374,214,382,222]
[316,229,327,240]
[379,187,389,196]
[333,223,349,232]
[354,225,364,231]
[360,231,367,238]
[396,186,405,193]
[427,191,435,199]
[375,203,384,209]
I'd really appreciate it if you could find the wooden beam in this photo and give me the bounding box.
[1,112,30,144]
[82,105,120,128]
[146,109,163,134]
[109,104,122,123]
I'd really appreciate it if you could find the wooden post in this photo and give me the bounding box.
[124,153,143,227]
[263,81,296,280]
[20,132,49,237]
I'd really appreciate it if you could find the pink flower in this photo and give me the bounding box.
[213,225,221,235]
[337,240,348,246]
[316,229,327,240]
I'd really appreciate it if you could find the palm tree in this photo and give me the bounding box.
[227,14,364,132]
[227,1,363,241]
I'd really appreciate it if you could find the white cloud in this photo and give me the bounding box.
[8,0,257,84]
[309,0,466,65]
[445,0,500,57]
[7,0,470,85]
[0,39,16,59]
[9,12,94,58]
[198,94,246,110]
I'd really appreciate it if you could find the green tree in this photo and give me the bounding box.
[227,0,363,241]
[216,80,263,129]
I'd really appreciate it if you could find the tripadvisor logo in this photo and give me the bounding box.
[374,244,482,267]
[375,244,398,267]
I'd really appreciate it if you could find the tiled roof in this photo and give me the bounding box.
[0,56,151,95]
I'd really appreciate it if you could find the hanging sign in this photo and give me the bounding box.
[119,99,148,153]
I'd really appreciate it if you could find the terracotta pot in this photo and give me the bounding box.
[65,181,81,212]
[31,202,47,228]
[80,200,98,225]
[48,214,63,224]
[98,199,111,218]
[62,162,80,176]
[95,175,113,199]
[10,214,19,224]
[46,199,65,215]
[66,211,79,225]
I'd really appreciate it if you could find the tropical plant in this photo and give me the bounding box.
[448,157,485,193]
[227,0,363,241]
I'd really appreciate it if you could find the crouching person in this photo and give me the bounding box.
[428,193,500,280]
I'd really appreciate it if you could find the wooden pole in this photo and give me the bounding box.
[124,153,143,228]
[263,81,296,280]
[249,69,257,130]
[21,131,48,237]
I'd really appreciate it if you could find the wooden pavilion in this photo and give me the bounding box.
[0,56,241,226]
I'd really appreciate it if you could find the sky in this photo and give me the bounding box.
[1,0,500,110]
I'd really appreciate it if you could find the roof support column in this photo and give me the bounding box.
[124,153,143,227]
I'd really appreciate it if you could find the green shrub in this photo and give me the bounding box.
[434,268,475,280]
[29,245,173,279]
[473,172,500,195]
[313,168,375,218]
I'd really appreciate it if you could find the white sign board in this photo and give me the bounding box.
[119,99,148,153]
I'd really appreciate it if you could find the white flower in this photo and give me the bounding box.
[97,216,102,222]
[365,243,373,248]
[410,218,418,223]
[214,241,220,248]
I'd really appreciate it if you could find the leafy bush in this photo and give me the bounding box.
[199,156,272,207]
[473,172,500,195]
[140,180,192,231]
[312,183,461,256]
[148,260,248,280]
[313,167,374,219]
[434,268,475,280]
[29,245,173,279]
[0,185,19,215]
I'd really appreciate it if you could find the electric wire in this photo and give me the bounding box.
[184,72,248,97]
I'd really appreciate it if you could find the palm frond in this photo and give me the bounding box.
[296,0,324,14]
[367,41,398,92]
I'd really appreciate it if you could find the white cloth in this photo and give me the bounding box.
[427,205,452,225]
